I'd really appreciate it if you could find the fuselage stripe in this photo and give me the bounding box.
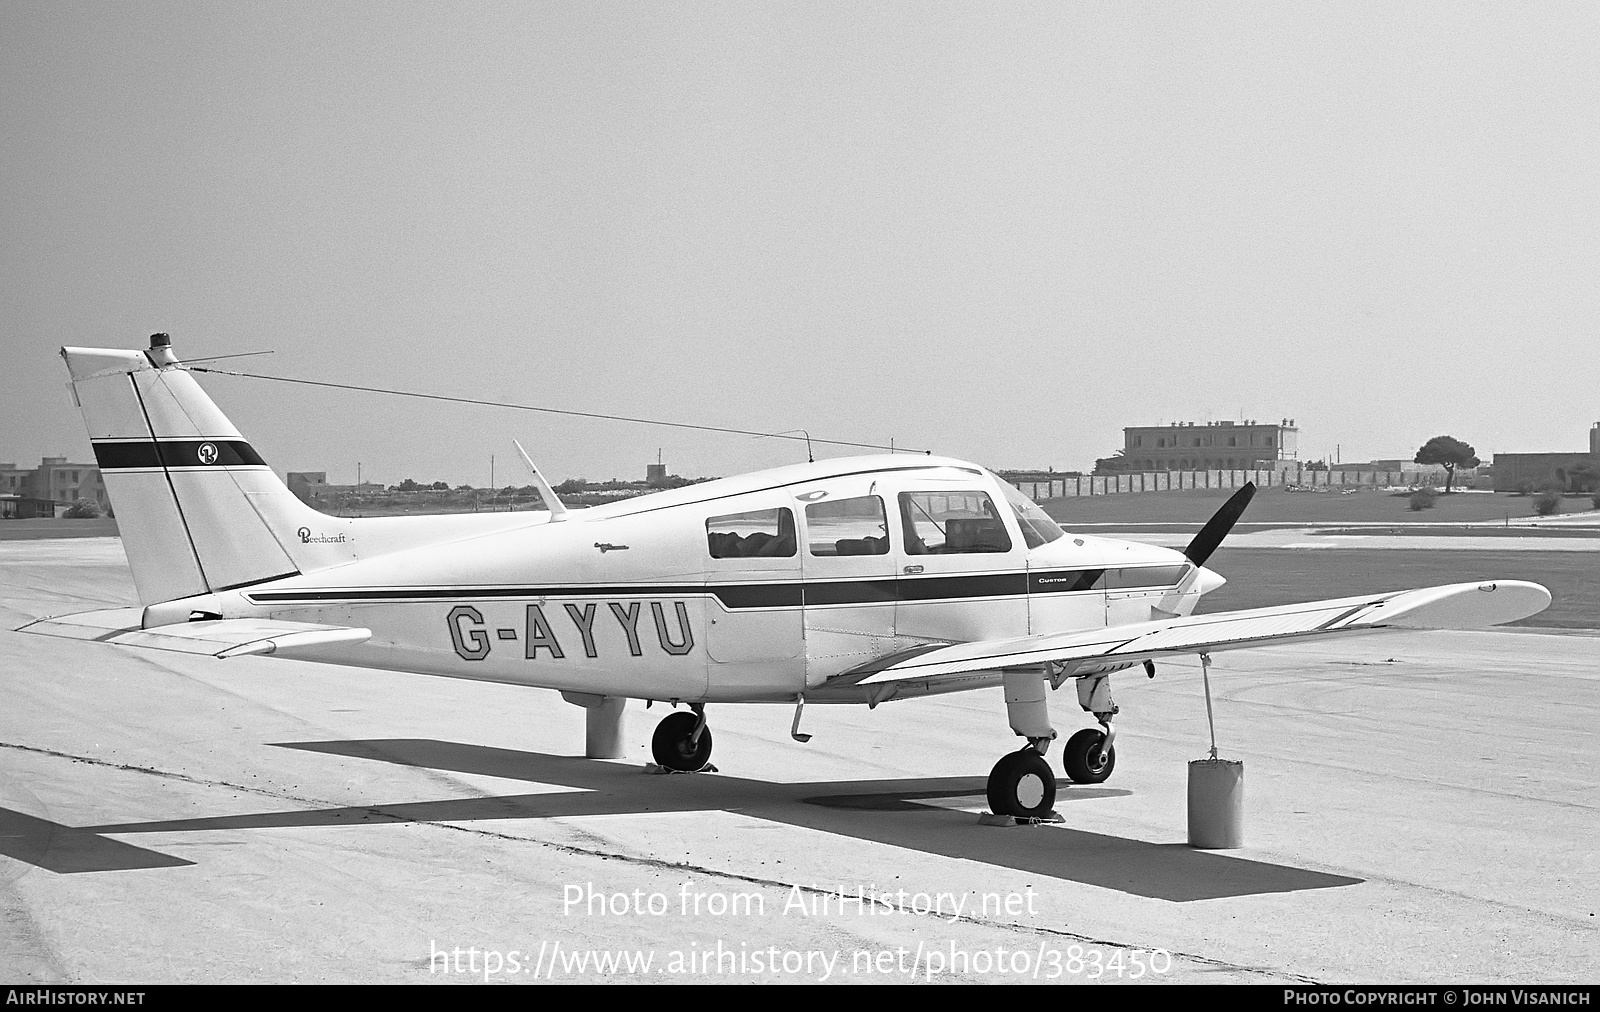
[244,568,1177,610]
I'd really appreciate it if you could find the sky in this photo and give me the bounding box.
[4,3,1598,487]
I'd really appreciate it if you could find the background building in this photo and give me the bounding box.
[1115,419,1299,472]
[0,495,57,519]
[286,472,329,504]
[286,472,387,505]
[0,464,28,496]
[0,458,107,513]
[1492,424,1600,491]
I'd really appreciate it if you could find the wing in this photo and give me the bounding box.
[19,607,371,659]
[811,580,1551,705]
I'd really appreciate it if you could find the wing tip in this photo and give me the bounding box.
[1385,580,1551,629]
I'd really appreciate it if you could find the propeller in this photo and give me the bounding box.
[1148,482,1255,622]
[1182,482,1256,568]
[1152,482,1257,620]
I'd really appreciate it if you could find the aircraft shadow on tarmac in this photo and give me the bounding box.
[0,738,1362,902]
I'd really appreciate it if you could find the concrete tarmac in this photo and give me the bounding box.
[1,539,1596,984]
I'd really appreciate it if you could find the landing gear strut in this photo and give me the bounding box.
[985,668,1060,818]
[983,667,1127,815]
[1063,672,1118,784]
[651,705,713,772]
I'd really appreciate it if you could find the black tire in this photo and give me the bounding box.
[986,749,1057,819]
[651,711,713,771]
[1062,728,1116,784]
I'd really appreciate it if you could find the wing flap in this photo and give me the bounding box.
[817,581,1549,699]
[19,608,370,660]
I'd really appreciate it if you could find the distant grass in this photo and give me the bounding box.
[1199,548,1599,629]
[1041,487,1595,527]
[0,517,119,540]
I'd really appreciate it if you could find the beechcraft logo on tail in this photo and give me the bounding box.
[297,527,348,544]
[196,441,219,465]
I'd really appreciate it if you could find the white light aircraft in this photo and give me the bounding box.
[25,335,1552,820]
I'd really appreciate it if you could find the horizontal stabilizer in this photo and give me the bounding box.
[814,581,1550,705]
[19,609,370,660]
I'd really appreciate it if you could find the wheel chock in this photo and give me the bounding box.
[643,762,719,775]
[977,810,1064,827]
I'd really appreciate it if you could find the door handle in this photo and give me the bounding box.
[903,565,924,574]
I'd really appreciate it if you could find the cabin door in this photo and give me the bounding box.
[797,491,898,687]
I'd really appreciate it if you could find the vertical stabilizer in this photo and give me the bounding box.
[63,335,304,604]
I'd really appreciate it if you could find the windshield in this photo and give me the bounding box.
[999,481,1065,549]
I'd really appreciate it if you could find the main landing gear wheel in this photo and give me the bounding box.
[651,711,713,772]
[1062,728,1116,784]
[986,749,1057,820]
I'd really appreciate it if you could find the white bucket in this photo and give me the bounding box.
[1187,758,1244,849]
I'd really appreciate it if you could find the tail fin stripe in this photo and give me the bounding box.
[93,439,266,470]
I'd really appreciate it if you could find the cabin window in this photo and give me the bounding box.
[705,508,796,558]
[899,491,1013,554]
[805,496,889,556]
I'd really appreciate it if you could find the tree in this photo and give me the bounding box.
[1413,436,1480,493]
[63,498,102,519]
[1567,463,1600,494]
[1092,451,1135,475]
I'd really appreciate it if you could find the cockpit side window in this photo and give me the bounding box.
[804,496,889,556]
[706,507,796,559]
[899,491,1012,554]
[999,482,1065,549]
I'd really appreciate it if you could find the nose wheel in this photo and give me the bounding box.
[986,748,1057,819]
[651,709,713,772]
[1062,728,1116,784]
